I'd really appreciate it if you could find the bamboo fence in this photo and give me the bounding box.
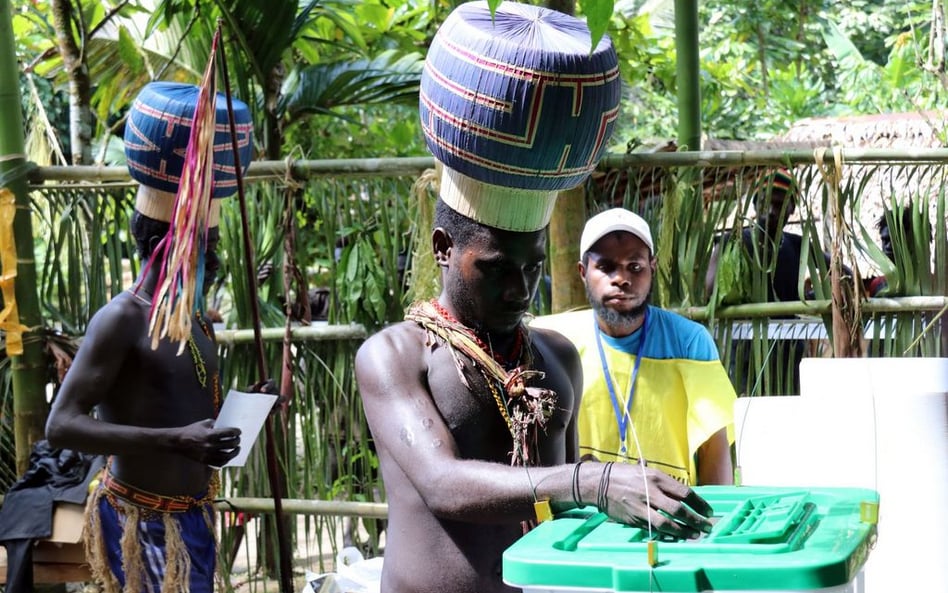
[1,148,945,587]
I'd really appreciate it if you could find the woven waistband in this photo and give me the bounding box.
[103,470,216,513]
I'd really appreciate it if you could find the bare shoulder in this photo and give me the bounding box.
[83,292,147,347]
[357,320,426,355]
[529,325,580,364]
[355,321,427,381]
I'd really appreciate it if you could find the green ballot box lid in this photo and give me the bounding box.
[503,486,879,592]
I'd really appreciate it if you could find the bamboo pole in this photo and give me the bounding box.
[674,0,701,152]
[37,148,948,182]
[1,0,49,475]
[28,148,948,186]
[214,323,367,346]
[676,296,948,321]
[216,497,389,519]
[31,158,435,183]
[213,298,948,344]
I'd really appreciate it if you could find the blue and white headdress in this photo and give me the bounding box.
[420,1,622,231]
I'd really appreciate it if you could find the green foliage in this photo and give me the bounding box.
[715,239,751,306]
[34,187,136,334]
[337,238,388,325]
[13,0,948,159]
[12,0,432,163]
[282,50,423,124]
[599,0,948,143]
[822,18,943,114]
[607,9,677,143]
[583,0,615,49]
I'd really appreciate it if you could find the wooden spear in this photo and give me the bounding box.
[216,23,295,593]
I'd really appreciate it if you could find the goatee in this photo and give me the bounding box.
[588,285,650,331]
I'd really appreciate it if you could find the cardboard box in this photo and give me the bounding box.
[31,502,87,565]
[0,502,91,584]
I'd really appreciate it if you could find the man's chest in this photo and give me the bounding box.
[425,345,571,462]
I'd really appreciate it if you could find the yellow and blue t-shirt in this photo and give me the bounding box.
[531,306,736,485]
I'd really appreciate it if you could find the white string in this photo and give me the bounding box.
[0,154,26,163]
[625,417,652,541]
[625,416,656,592]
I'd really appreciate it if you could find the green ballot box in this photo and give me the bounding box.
[504,486,879,593]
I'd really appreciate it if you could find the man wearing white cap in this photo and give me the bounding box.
[533,208,736,487]
[355,4,714,593]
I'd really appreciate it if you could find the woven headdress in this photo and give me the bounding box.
[124,82,253,226]
[125,34,253,350]
[420,1,621,232]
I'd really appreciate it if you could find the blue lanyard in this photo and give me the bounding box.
[593,310,648,455]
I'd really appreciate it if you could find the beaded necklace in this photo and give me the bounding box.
[128,290,221,412]
[428,298,526,369]
[427,299,528,430]
[407,299,552,467]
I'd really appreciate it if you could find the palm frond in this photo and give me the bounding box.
[282,50,423,122]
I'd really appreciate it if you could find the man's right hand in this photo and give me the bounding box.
[177,419,241,467]
[605,463,714,539]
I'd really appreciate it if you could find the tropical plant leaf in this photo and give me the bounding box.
[584,0,615,51]
[282,50,423,122]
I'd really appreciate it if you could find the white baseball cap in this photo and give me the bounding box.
[580,208,654,255]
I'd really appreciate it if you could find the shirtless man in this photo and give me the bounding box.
[45,210,239,592]
[355,201,714,593]
[356,4,713,591]
[45,81,253,593]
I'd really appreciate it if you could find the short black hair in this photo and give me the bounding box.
[130,210,170,259]
[434,197,490,249]
[877,201,919,234]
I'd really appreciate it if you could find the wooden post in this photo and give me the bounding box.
[549,186,587,313]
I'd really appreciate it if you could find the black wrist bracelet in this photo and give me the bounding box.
[571,460,586,507]
[597,461,614,515]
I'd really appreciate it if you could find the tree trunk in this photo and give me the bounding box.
[264,63,285,160]
[544,0,585,313]
[1,0,50,474]
[51,0,93,165]
[549,186,587,312]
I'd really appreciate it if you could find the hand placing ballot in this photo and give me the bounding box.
[212,389,279,468]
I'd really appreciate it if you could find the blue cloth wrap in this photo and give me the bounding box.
[97,493,216,593]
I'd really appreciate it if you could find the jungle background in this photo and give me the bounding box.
[2,0,947,590]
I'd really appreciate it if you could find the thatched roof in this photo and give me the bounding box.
[591,138,829,206]
[702,138,828,151]
[778,111,948,148]
[596,121,944,277]
[778,112,946,275]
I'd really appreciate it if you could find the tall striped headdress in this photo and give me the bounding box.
[125,33,253,351]
[124,82,253,226]
[420,1,622,232]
